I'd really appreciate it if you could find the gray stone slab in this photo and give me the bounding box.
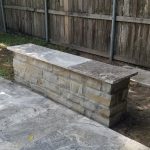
[124,66,150,88]
[7,44,137,84]
[70,61,137,84]
[7,44,90,68]
[0,77,149,150]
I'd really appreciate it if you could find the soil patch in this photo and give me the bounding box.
[0,48,14,80]
[113,82,150,147]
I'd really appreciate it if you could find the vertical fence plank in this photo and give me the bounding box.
[44,0,49,41]
[0,0,6,32]
[64,0,70,44]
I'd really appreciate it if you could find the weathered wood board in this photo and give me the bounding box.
[2,0,150,68]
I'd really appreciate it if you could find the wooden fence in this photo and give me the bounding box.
[1,0,150,68]
[0,0,5,31]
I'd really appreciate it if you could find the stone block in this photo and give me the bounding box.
[70,72,85,83]
[23,65,42,81]
[15,75,30,87]
[53,66,70,78]
[99,79,129,94]
[58,76,70,90]
[14,53,28,62]
[96,102,127,118]
[70,80,83,95]
[43,71,58,83]
[101,81,112,94]
[13,59,27,77]
[53,95,84,114]
[85,86,128,107]
[91,113,109,127]
[28,58,53,72]
[84,87,112,106]
[84,110,93,118]
[80,100,98,112]
[43,81,60,95]
[30,83,45,95]
[71,102,85,114]
[60,88,84,104]
[86,78,102,90]
[68,93,84,104]
[45,89,60,102]
[111,88,128,106]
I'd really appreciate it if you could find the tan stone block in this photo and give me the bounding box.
[58,76,70,89]
[28,58,52,72]
[86,78,102,90]
[30,83,45,95]
[14,53,28,62]
[85,87,112,106]
[84,110,93,118]
[71,103,85,114]
[61,90,84,104]
[101,81,112,94]
[96,107,110,118]
[70,80,83,95]
[43,71,58,83]
[91,113,109,127]
[24,65,42,80]
[45,89,60,102]
[43,81,60,95]
[70,72,85,83]
[100,78,130,94]
[96,102,127,118]
[15,75,30,87]
[13,59,27,77]
[80,100,97,112]
[52,66,70,78]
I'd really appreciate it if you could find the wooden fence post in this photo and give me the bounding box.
[110,0,117,62]
[0,0,6,32]
[44,0,49,42]
[64,0,70,44]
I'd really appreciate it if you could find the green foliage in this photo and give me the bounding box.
[0,68,10,78]
[0,32,71,52]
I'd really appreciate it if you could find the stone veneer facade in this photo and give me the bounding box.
[8,44,137,127]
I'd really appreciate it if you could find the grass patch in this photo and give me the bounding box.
[0,32,71,52]
[0,68,8,76]
[0,68,10,77]
[0,46,14,80]
[0,32,47,47]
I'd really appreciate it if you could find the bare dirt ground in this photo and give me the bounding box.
[0,48,150,147]
[113,82,150,147]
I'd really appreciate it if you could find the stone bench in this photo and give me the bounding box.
[7,44,137,127]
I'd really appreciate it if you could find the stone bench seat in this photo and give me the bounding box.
[7,44,137,127]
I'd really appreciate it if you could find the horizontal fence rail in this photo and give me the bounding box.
[1,0,150,68]
[3,5,150,25]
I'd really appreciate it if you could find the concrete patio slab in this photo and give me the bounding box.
[0,77,149,150]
